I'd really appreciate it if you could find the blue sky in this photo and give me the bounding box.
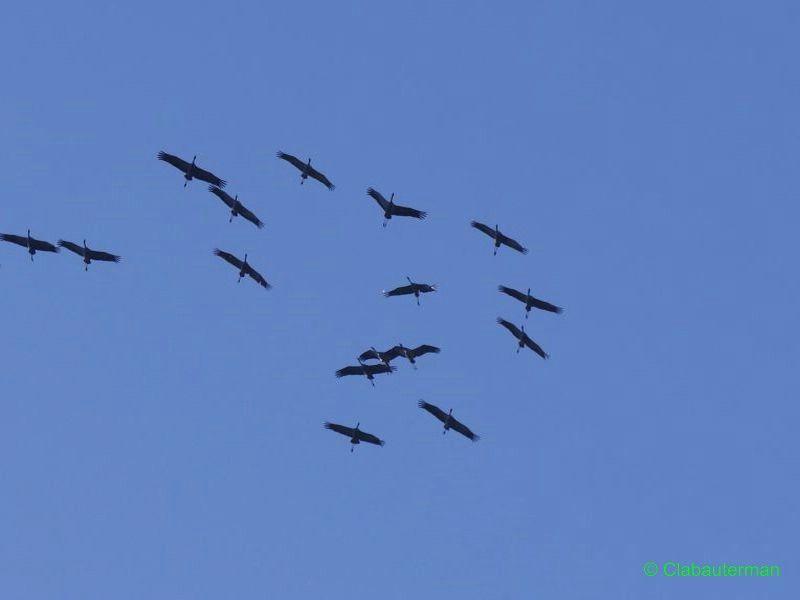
[1,1,798,598]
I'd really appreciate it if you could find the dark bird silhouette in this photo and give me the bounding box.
[499,285,563,319]
[358,346,397,367]
[213,249,271,288]
[324,421,385,452]
[393,344,440,369]
[0,229,59,261]
[471,221,528,255]
[335,360,396,386]
[157,151,226,188]
[497,317,548,359]
[361,344,440,370]
[208,186,264,228]
[383,277,437,306]
[277,151,335,190]
[58,239,121,270]
[367,187,426,227]
[418,400,480,442]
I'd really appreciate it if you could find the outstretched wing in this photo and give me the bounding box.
[58,240,85,256]
[213,248,244,270]
[471,220,497,240]
[157,151,190,173]
[384,284,416,297]
[0,233,28,247]
[308,165,335,190]
[358,348,381,362]
[415,283,437,293]
[30,238,58,252]
[237,203,264,229]
[451,417,480,442]
[355,429,385,446]
[412,344,440,357]
[276,151,306,171]
[192,164,226,188]
[498,285,527,303]
[335,365,363,378]
[208,185,235,209]
[88,249,121,263]
[365,364,396,376]
[497,317,523,340]
[418,400,448,423]
[324,422,355,438]
[245,263,271,289]
[499,233,528,254]
[524,336,549,359]
[529,295,563,314]
[367,187,389,210]
[382,346,404,361]
[392,204,427,220]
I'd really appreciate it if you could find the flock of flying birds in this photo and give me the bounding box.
[2,149,564,452]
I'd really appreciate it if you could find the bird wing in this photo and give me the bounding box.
[29,238,58,252]
[87,249,121,263]
[208,185,235,209]
[412,344,440,357]
[524,336,549,359]
[391,204,427,220]
[355,430,385,446]
[418,400,448,423]
[499,233,528,254]
[497,317,523,340]
[498,285,527,303]
[382,346,404,361]
[157,151,190,173]
[0,233,28,247]
[276,151,305,171]
[58,240,85,256]
[529,295,563,314]
[365,364,396,376]
[324,422,355,438]
[308,165,335,190]
[192,164,226,188]
[237,203,264,229]
[245,263,271,289]
[358,349,380,362]
[383,284,416,297]
[471,220,497,239]
[367,187,389,210]
[213,249,244,270]
[450,417,480,442]
[335,365,363,378]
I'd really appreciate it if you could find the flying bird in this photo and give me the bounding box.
[335,360,396,386]
[418,400,480,442]
[277,151,335,190]
[497,317,548,359]
[324,421,385,452]
[358,346,396,367]
[499,285,563,318]
[213,249,271,288]
[0,230,59,261]
[58,239,121,270]
[157,151,226,188]
[359,344,440,369]
[383,277,437,306]
[366,187,426,227]
[208,186,264,228]
[471,221,528,255]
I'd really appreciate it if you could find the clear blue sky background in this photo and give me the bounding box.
[1,1,798,598]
